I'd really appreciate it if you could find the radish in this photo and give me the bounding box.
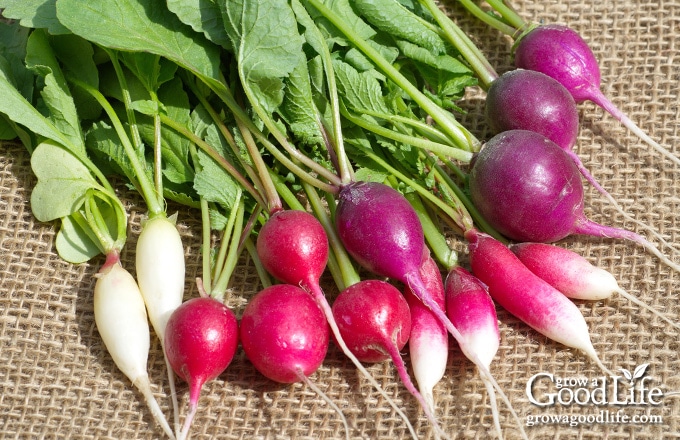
[402,254,448,421]
[510,242,680,331]
[513,24,680,168]
[240,283,349,438]
[443,266,502,439]
[255,208,418,438]
[464,228,613,376]
[94,252,176,439]
[163,296,239,440]
[332,279,448,439]
[467,129,680,272]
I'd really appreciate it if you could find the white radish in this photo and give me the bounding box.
[94,253,175,439]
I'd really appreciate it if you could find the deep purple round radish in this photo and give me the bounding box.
[485,69,579,150]
[256,209,328,289]
[514,24,600,104]
[468,129,584,243]
[332,279,411,363]
[335,181,424,281]
[240,284,330,384]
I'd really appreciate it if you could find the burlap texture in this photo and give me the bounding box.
[1,0,678,438]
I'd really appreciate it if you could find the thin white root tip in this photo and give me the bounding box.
[134,375,176,440]
[298,371,351,440]
[163,354,181,437]
[616,288,680,332]
[178,402,198,440]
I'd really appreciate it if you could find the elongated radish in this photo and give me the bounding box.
[94,252,175,439]
[510,242,680,331]
[240,283,350,439]
[163,296,239,440]
[403,254,448,421]
[444,266,502,439]
[255,208,418,438]
[513,24,680,167]
[468,130,680,272]
[464,228,613,376]
[332,279,448,439]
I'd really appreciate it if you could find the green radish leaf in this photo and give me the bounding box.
[86,120,150,185]
[279,55,323,148]
[0,0,70,34]
[120,52,178,93]
[194,149,240,211]
[29,141,100,222]
[166,0,230,49]
[55,213,103,264]
[333,59,391,116]
[56,0,221,81]
[354,167,389,183]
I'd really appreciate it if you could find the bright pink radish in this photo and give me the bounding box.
[403,254,448,419]
[510,242,680,331]
[164,296,239,440]
[514,24,680,167]
[240,284,330,383]
[332,279,447,439]
[485,69,579,151]
[465,228,612,376]
[444,267,503,439]
[256,207,418,438]
[467,129,680,273]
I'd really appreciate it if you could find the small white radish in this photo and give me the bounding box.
[510,242,680,331]
[94,252,175,439]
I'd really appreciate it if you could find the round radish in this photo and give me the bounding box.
[164,296,239,440]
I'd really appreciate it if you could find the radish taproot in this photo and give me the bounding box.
[513,24,680,167]
[403,254,448,421]
[332,279,448,439]
[239,283,349,439]
[163,296,239,440]
[94,252,176,439]
[467,129,680,272]
[464,228,613,376]
[510,242,680,331]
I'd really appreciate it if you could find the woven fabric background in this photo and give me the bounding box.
[1,0,679,438]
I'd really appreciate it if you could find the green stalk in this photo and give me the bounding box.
[244,236,272,289]
[83,193,116,255]
[305,0,480,153]
[405,192,457,270]
[454,0,518,36]
[199,197,213,295]
[211,197,246,302]
[484,0,527,31]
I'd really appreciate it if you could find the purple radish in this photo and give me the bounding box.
[510,242,680,331]
[403,254,448,419]
[444,267,505,440]
[332,279,448,439]
[239,284,349,438]
[468,130,680,272]
[465,228,613,376]
[164,297,239,440]
[514,24,680,167]
[255,208,417,437]
[334,180,515,434]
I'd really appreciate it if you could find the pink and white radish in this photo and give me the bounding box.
[240,283,349,438]
[94,252,175,439]
[403,254,448,420]
[465,228,613,376]
[332,279,448,439]
[255,208,417,438]
[163,296,239,440]
[510,242,680,331]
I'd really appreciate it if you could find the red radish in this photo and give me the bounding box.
[510,242,680,331]
[94,252,175,439]
[240,284,349,439]
[332,279,448,439]
[255,208,418,438]
[164,296,239,440]
[465,228,613,376]
[514,24,680,167]
[468,130,680,272]
[403,254,448,419]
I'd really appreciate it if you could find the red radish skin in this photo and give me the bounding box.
[164,297,239,440]
[332,279,448,439]
[403,255,448,418]
[510,242,680,331]
[256,208,417,438]
[465,228,613,376]
[514,24,680,167]
[240,284,330,384]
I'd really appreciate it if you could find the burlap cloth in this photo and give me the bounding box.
[1,0,678,438]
